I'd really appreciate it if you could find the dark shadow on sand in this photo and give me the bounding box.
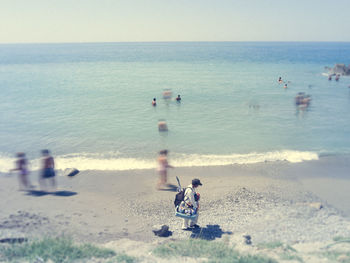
[26,190,77,197]
[190,224,232,241]
[0,238,28,244]
[158,184,178,192]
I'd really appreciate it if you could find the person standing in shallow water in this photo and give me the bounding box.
[10,152,32,190]
[152,98,157,106]
[39,150,56,191]
[156,150,174,189]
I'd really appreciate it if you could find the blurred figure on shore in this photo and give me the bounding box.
[157,150,174,190]
[152,98,157,106]
[176,94,181,102]
[180,179,202,230]
[158,119,168,132]
[39,150,56,191]
[10,152,33,190]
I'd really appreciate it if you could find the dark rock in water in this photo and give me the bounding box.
[65,168,79,177]
[153,225,172,237]
[243,234,252,245]
[0,238,27,244]
[325,64,350,76]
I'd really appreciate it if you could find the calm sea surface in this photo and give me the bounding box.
[1,42,350,171]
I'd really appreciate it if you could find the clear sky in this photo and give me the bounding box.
[1,0,350,43]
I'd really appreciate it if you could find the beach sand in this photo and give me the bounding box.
[1,156,350,261]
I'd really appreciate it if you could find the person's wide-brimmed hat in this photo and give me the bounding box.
[192,178,202,186]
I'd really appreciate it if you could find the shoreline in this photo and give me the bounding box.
[0,149,325,173]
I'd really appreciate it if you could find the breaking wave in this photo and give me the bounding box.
[0,150,319,173]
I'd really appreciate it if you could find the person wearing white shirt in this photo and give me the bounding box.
[181,179,202,230]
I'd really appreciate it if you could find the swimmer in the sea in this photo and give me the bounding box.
[152,98,157,106]
[158,119,168,132]
[176,95,181,102]
[284,84,288,89]
[163,89,172,100]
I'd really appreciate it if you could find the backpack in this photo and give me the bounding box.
[174,188,187,207]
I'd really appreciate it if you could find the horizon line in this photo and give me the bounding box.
[1,40,350,45]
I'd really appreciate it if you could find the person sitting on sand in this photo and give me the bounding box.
[181,179,202,230]
[10,152,33,190]
[152,98,156,106]
[39,150,56,190]
[157,150,174,189]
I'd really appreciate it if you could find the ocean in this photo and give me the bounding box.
[1,42,350,171]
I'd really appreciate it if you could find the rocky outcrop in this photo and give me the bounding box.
[325,64,350,76]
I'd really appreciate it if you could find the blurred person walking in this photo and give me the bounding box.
[39,150,56,190]
[156,150,174,189]
[10,152,33,190]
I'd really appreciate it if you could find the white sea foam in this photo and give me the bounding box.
[172,150,319,167]
[0,150,319,173]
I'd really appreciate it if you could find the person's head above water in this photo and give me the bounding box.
[153,98,156,101]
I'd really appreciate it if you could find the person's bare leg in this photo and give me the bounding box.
[157,171,167,189]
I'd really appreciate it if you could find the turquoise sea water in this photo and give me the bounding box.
[1,42,350,171]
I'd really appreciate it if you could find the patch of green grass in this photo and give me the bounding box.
[107,253,138,263]
[280,253,303,262]
[333,236,350,243]
[257,241,296,253]
[284,245,297,253]
[208,254,277,263]
[0,237,116,263]
[153,239,277,263]
[257,241,283,249]
[320,251,350,262]
[325,236,350,249]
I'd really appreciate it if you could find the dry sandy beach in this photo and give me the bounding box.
[1,156,350,262]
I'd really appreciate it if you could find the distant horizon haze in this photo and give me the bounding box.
[1,41,350,45]
[1,0,350,43]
